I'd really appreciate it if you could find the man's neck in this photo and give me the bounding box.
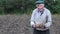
[38,8,44,12]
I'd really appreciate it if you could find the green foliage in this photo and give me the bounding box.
[0,0,59,14]
[0,0,36,14]
[45,0,60,14]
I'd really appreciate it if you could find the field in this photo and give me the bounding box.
[0,14,60,34]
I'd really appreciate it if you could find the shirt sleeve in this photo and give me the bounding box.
[30,10,36,26]
[45,10,52,28]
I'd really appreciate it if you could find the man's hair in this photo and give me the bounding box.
[36,4,44,7]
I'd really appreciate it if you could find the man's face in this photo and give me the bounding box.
[36,4,44,11]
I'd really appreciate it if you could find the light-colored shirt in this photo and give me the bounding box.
[30,8,52,30]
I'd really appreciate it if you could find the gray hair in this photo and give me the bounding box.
[36,4,44,7]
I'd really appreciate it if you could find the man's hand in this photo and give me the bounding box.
[35,24,45,29]
[32,24,40,28]
[32,24,45,29]
[32,24,36,28]
[39,24,45,29]
[35,24,40,28]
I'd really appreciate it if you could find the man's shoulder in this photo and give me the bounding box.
[44,8,50,13]
[44,8,51,15]
[32,8,38,13]
[44,8,50,11]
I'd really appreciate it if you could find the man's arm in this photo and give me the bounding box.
[30,10,36,27]
[45,10,52,28]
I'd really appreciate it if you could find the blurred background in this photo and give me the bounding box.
[0,0,60,34]
[0,0,59,15]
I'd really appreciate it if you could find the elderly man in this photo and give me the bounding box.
[30,0,52,34]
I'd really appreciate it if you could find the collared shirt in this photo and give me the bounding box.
[30,8,52,30]
[38,9,44,16]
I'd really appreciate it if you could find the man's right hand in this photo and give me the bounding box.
[32,24,36,28]
[32,24,40,28]
[32,24,45,29]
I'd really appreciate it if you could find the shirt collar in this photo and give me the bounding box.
[38,9,44,13]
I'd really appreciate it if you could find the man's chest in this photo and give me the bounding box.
[34,11,47,19]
